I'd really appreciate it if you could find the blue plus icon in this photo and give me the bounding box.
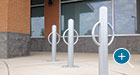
[113,48,130,64]
[118,53,126,60]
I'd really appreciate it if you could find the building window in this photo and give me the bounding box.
[114,0,137,34]
[61,0,112,35]
[31,7,44,37]
[61,0,138,36]
[31,0,44,37]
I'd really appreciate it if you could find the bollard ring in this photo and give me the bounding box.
[48,32,61,45]
[91,21,101,46]
[91,21,115,46]
[108,23,115,46]
[63,29,79,45]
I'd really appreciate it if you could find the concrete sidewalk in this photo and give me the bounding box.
[0,52,140,75]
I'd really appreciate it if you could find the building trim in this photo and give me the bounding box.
[61,0,83,4]
[59,0,61,34]
[112,0,115,28]
[60,34,140,38]
[31,4,44,7]
[30,36,45,38]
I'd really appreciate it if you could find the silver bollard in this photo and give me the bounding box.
[48,25,60,62]
[63,19,79,67]
[91,6,115,75]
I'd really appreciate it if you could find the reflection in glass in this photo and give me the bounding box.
[61,0,112,35]
[31,17,44,37]
[61,0,138,35]
[114,0,137,34]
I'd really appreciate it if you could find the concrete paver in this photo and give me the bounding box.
[0,52,140,75]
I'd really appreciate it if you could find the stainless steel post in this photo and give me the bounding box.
[48,25,60,62]
[99,6,108,75]
[63,19,79,67]
[92,6,115,75]
[52,25,57,62]
[68,19,74,67]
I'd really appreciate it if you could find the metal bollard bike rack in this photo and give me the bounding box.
[48,25,61,62]
[91,6,115,75]
[63,19,79,67]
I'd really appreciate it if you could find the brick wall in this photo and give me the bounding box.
[0,0,60,36]
[8,0,31,34]
[44,0,60,37]
[0,0,30,34]
[0,0,8,31]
